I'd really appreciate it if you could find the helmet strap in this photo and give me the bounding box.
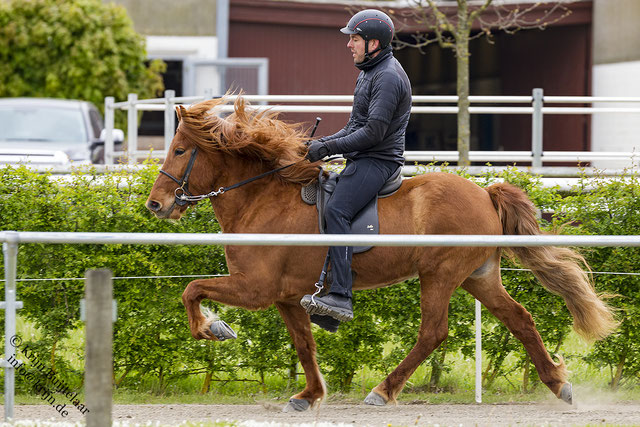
[364,42,383,61]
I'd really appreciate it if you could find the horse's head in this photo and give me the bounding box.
[146,96,321,220]
[146,104,220,220]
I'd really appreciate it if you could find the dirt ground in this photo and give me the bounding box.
[5,400,640,426]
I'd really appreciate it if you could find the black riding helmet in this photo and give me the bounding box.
[340,9,394,59]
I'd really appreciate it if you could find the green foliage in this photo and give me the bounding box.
[556,172,640,389]
[315,289,391,390]
[1,165,639,397]
[0,0,164,124]
[0,164,228,393]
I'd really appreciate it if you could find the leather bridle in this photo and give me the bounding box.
[159,148,199,206]
[158,147,303,207]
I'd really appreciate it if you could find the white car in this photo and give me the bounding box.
[0,97,124,166]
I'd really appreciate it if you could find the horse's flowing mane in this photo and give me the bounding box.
[176,96,321,185]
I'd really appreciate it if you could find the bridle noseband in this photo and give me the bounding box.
[158,147,302,207]
[159,148,204,206]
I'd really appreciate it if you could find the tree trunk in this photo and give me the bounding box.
[157,366,165,393]
[522,357,530,393]
[115,367,131,387]
[342,371,355,391]
[50,338,58,373]
[611,347,627,390]
[260,370,267,393]
[483,331,511,388]
[289,351,298,382]
[201,372,213,394]
[429,340,448,390]
[456,2,471,166]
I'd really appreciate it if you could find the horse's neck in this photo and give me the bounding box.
[208,161,300,233]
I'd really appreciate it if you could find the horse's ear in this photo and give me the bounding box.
[175,105,186,121]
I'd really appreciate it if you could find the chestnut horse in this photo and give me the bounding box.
[146,97,616,411]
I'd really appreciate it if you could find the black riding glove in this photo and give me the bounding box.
[306,140,331,162]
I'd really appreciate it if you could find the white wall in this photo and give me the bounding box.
[591,60,640,169]
[146,36,220,97]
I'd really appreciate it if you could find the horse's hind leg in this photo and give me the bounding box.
[275,301,325,412]
[462,254,571,402]
[366,274,456,405]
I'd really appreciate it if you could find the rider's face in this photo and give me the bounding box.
[347,34,376,64]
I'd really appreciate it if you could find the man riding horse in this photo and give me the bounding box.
[300,9,412,330]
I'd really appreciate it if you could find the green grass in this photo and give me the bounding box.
[5,317,640,407]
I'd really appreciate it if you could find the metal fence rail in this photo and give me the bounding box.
[3,231,640,420]
[103,88,640,170]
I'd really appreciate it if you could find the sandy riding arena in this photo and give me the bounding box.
[6,400,640,426]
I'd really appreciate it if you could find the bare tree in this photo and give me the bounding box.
[389,0,575,165]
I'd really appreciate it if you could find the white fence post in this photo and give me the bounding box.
[1,232,19,421]
[532,88,544,169]
[164,90,176,153]
[127,93,138,165]
[104,97,115,166]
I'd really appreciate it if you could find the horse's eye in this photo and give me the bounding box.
[175,148,186,156]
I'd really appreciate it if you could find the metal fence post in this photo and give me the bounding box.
[104,97,115,165]
[257,59,269,96]
[127,93,138,165]
[84,269,113,427]
[531,88,544,169]
[475,299,482,403]
[1,232,19,421]
[164,90,176,153]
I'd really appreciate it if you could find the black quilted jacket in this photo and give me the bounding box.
[323,46,412,165]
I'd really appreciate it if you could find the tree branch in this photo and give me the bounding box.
[423,0,457,49]
[476,1,574,35]
[468,0,494,25]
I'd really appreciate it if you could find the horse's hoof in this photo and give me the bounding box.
[559,382,573,405]
[282,398,310,412]
[209,320,237,341]
[364,391,387,406]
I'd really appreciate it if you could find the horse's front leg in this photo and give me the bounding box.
[275,301,325,412]
[182,274,271,340]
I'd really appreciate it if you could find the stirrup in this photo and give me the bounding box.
[310,252,331,306]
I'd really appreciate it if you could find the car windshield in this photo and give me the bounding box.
[0,106,87,144]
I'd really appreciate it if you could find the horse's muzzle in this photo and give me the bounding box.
[147,199,162,212]
[145,199,179,219]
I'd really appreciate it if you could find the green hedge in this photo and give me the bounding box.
[0,0,164,126]
[0,165,638,395]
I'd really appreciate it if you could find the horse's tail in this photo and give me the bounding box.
[485,182,618,342]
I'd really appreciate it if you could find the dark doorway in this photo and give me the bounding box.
[395,33,501,153]
[395,23,591,156]
[139,60,184,136]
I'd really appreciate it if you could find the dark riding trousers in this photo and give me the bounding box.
[325,158,400,298]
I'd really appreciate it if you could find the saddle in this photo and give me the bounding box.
[301,166,403,253]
